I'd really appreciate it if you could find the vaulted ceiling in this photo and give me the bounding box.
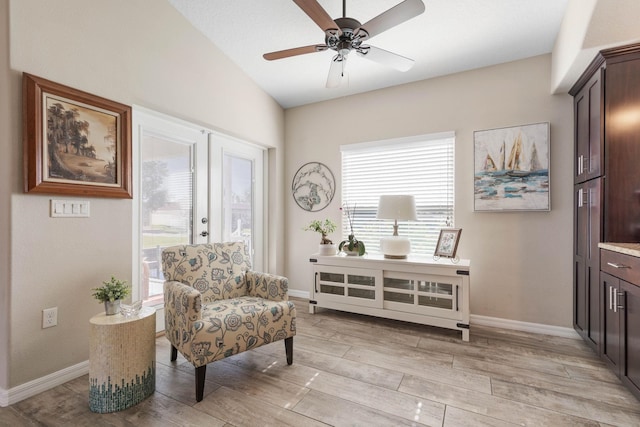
[168,0,569,108]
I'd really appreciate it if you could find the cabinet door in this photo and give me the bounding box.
[574,70,602,184]
[312,265,381,308]
[604,59,640,242]
[574,179,601,350]
[383,271,462,320]
[586,178,602,349]
[574,184,588,334]
[601,272,620,373]
[621,281,640,399]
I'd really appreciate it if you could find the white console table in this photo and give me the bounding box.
[309,254,470,341]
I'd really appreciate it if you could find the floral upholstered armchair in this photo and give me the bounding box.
[161,242,296,402]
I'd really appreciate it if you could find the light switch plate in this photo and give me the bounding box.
[50,200,90,218]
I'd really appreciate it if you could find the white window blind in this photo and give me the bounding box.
[341,132,455,255]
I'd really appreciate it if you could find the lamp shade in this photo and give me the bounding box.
[376,195,417,221]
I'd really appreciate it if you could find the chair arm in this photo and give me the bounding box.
[163,280,202,352]
[246,271,289,301]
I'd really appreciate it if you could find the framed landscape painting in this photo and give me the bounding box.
[473,122,550,212]
[23,73,132,198]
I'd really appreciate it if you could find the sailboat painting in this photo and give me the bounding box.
[474,122,550,211]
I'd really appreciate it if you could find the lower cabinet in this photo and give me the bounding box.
[310,253,471,341]
[600,248,640,400]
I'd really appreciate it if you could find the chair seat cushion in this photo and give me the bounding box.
[189,296,296,367]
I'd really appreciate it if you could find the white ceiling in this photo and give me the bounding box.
[168,0,569,109]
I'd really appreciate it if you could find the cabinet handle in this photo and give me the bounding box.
[314,272,318,293]
[578,155,583,175]
[609,285,613,311]
[578,188,584,208]
[617,292,625,311]
[455,285,459,312]
[614,288,617,313]
[607,262,630,269]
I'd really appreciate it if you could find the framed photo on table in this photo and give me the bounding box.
[23,73,132,198]
[434,228,462,259]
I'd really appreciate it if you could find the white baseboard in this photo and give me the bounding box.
[0,360,88,407]
[288,289,310,299]
[289,290,578,339]
[470,314,580,339]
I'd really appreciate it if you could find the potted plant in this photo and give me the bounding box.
[92,275,130,315]
[304,219,337,255]
[339,202,366,256]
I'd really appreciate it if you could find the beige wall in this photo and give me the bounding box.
[1,0,11,391]
[2,0,284,390]
[284,54,574,327]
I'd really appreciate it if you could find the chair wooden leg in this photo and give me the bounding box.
[170,345,178,362]
[195,365,207,402]
[284,336,293,365]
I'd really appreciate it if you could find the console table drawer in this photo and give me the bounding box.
[601,249,640,285]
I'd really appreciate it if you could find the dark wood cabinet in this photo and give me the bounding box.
[572,43,640,401]
[600,250,640,400]
[603,56,640,243]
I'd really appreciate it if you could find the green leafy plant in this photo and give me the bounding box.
[92,275,130,303]
[339,202,366,255]
[304,219,337,244]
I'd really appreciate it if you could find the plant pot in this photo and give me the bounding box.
[104,300,121,315]
[318,244,336,256]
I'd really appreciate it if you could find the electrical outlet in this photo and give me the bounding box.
[42,307,58,328]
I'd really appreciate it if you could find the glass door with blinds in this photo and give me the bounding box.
[209,134,265,272]
[133,109,266,324]
[340,132,455,255]
[134,109,209,307]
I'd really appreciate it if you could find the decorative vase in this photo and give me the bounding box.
[318,243,337,256]
[104,300,121,315]
[339,235,366,256]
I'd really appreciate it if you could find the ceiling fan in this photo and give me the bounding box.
[263,0,426,88]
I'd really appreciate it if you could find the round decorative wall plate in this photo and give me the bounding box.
[291,162,335,212]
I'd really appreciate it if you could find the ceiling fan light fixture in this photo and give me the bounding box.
[265,0,425,85]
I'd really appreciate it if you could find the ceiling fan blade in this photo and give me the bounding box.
[293,0,342,36]
[356,45,414,72]
[263,45,328,61]
[356,0,425,40]
[326,55,346,88]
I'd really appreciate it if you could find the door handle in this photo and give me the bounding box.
[200,231,209,237]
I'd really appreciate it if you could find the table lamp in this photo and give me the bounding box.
[377,195,417,259]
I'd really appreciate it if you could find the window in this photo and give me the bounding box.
[341,132,454,255]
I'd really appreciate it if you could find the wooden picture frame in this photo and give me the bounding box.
[23,73,132,198]
[434,228,462,258]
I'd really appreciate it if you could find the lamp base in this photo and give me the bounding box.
[384,254,408,260]
[380,236,411,259]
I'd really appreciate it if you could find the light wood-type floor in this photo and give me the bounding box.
[2,297,640,426]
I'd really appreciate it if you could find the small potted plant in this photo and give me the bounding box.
[92,275,130,315]
[339,202,366,256]
[304,219,337,255]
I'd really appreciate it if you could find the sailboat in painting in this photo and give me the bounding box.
[504,133,543,177]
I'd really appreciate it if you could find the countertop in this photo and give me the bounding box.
[599,242,640,257]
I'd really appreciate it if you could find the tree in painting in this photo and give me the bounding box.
[46,101,116,184]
